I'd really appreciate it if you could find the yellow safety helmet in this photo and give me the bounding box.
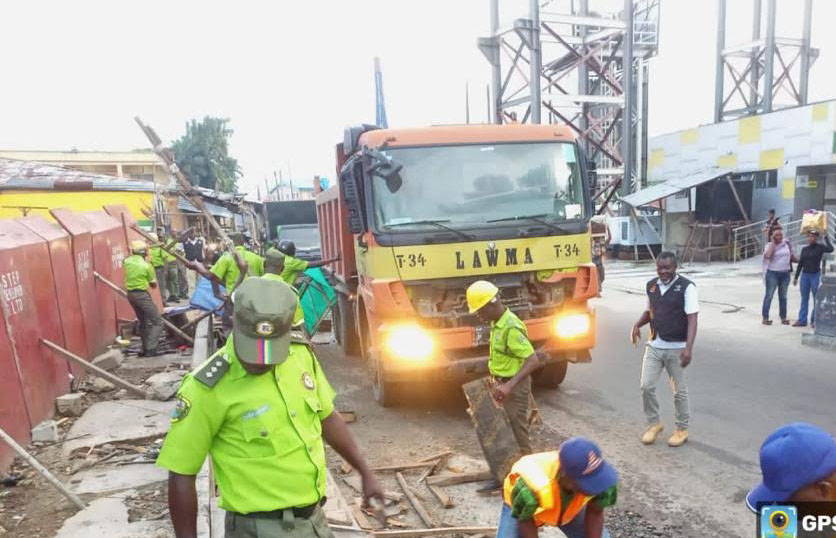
[466,280,499,313]
[131,240,147,253]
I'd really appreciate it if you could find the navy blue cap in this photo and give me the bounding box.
[559,437,619,496]
[746,422,836,512]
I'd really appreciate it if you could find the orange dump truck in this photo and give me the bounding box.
[316,124,598,406]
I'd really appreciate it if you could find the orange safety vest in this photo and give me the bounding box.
[502,452,594,527]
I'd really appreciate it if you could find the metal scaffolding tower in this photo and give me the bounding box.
[714,0,817,122]
[479,0,659,209]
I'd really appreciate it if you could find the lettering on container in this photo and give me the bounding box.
[0,270,24,316]
[76,250,91,281]
[111,246,124,269]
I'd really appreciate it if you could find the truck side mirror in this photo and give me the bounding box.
[340,161,367,235]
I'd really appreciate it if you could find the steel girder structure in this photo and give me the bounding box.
[714,0,817,122]
[479,0,658,211]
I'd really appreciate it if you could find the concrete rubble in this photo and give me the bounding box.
[145,371,187,401]
[31,420,58,443]
[91,349,124,372]
[63,400,174,456]
[55,393,84,417]
[70,464,169,495]
[89,377,116,393]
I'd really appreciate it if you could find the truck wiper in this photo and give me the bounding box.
[385,219,475,241]
[487,213,570,235]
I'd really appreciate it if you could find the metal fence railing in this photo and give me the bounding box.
[733,212,836,266]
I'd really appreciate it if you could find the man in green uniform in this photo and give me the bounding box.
[124,240,164,357]
[276,240,338,287]
[149,232,170,307]
[262,248,305,329]
[210,233,265,299]
[158,278,383,537]
[466,280,542,492]
[163,235,180,303]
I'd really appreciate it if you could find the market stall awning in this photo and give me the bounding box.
[178,197,234,219]
[621,168,734,208]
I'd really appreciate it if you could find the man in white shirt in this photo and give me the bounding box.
[630,251,699,448]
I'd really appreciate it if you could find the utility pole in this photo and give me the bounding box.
[620,0,635,210]
[529,0,542,124]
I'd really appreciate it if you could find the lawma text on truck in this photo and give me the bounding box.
[316,123,599,406]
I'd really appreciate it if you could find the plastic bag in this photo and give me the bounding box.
[801,211,827,233]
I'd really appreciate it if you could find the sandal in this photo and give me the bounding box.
[762,319,773,325]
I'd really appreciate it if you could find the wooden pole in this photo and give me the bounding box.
[0,426,86,510]
[726,175,750,223]
[395,471,435,528]
[40,339,149,398]
[134,117,248,292]
[629,207,657,262]
[93,271,194,345]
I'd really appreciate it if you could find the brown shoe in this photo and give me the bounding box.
[668,429,689,447]
[641,423,664,445]
[792,321,807,327]
[762,319,773,325]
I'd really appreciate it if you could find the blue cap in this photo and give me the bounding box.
[559,437,619,496]
[746,422,836,512]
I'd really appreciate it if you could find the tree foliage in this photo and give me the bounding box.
[171,117,240,192]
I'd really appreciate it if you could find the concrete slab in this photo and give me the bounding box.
[120,354,191,371]
[71,464,168,495]
[802,332,836,349]
[53,493,169,538]
[63,400,174,456]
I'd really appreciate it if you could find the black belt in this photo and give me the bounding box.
[234,498,325,520]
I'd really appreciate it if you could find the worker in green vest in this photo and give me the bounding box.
[162,230,180,303]
[276,240,338,287]
[209,232,265,330]
[262,248,305,328]
[148,232,171,307]
[157,278,383,537]
[124,240,163,356]
[466,280,543,493]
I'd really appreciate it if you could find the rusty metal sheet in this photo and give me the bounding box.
[0,308,29,473]
[80,211,134,333]
[51,208,108,356]
[19,216,90,378]
[0,220,70,429]
[103,204,164,309]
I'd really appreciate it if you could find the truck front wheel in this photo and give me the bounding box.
[371,350,400,407]
[334,293,360,356]
[533,361,568,389]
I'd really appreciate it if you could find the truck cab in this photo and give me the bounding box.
[317,123,598,406]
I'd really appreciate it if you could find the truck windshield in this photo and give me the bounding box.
[372,142,585,232]
[280,226,321,250]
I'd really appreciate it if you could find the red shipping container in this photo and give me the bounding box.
[0,308,29,473]
[103,204,164,309]
[19,216,90,378]
[0,220,69,429]
[51,208,109,356]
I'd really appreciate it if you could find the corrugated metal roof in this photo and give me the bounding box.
[622,168,734,208]
[178,196,234,219]
[0,158,158,192]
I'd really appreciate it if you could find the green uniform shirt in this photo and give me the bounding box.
[123,254,157,291]
[489,309,535,377]
[262,273,305,327]
[280,255,309,286]
[210,246,265,291]
[149,246,166,268]
[156,335,336,513]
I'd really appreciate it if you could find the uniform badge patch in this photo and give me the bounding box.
[302,372,315,390]
[256,321,275,336]
[171,395,191,423]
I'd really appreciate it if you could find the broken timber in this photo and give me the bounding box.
[425,471,492,487]
[462,377,523,481]
[40,339,149,398]
[395,471,435,528]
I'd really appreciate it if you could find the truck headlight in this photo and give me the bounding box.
[554,313,591,339]
[384,324,434,361]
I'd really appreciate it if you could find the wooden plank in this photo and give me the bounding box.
[427,485,454,509]
[417,450,452,464]
[426,471,492,487]
[726,175,750,223]
[372,461,435,473]
[461,377,522,481]
[395,471,435,528]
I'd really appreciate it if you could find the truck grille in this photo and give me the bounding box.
[404,273,568,329]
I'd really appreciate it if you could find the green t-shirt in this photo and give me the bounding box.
[210,246,265,291]
[123,254,156,291]
[280,255,309,286]
[510,475,618,523]
[149,246,166,268]
[156,335,336,514]
[489,309,535,377]
[262,273,305,327]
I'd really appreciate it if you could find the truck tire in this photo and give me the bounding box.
[371,350,399,407]
[533,361,568,389]
[334,294,360,356]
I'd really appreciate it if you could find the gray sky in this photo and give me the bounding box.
[1,1,834,196]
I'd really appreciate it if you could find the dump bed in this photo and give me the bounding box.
[316,184,356,287]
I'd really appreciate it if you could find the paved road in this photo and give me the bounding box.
[318,265,836,537]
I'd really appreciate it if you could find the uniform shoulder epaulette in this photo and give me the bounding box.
[193,349,230,388]
[290,330,312,346]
